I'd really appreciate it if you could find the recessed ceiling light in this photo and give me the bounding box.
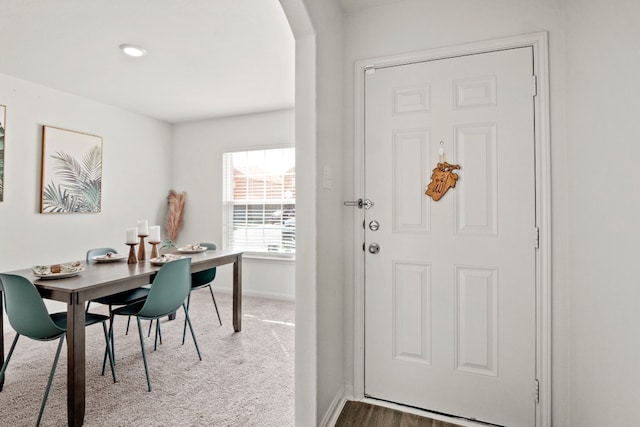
[119,44,147,58]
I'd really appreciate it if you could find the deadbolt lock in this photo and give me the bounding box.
[369,220,380,231]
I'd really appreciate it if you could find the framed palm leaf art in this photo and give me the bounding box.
[40,125,103,213]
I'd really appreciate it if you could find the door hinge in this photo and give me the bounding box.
[534,226,540,249]
[534,379,540,403]
[532,75,538,97]
[364,64,376,75]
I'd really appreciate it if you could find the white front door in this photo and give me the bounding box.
[364,47,537,426]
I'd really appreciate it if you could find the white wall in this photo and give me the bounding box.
[171,109,296,300]
[300,1,347,425]
[342,1,569,425]
[279,1,320,423]
[564,1,640,425]
[0,73,172,272]
[316,21,347,427]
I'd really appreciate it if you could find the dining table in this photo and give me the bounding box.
[0,248,243,427]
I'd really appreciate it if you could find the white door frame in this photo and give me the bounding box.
[351,32,551,427]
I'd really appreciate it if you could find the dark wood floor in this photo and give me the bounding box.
[335,401,462,427]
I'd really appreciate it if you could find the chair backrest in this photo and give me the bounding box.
[192,267,217,287]
[138,257,192,318]
[0,274,65,339]
[86,247,117,263]
[192,242,217,286]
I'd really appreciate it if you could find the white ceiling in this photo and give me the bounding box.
[0,0,295,124]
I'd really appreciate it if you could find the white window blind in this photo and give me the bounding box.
[222,147,295,257]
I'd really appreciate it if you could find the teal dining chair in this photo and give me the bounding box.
[85,247,150,361]
[85,247,150,320]
[0,273,116,427]
[108,257,201,392]
[181,242,221,345]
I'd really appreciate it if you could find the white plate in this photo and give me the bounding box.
[92,253,127,263]
[177,245,207,254]
[32,263,85,279]
[150,254,184,265]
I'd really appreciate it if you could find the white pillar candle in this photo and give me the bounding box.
[126,227,138,244]
[137,219,149,236]
[149,225,161,242]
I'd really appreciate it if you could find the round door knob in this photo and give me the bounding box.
[368,243,380,254]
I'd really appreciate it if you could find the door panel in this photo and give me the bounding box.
[364,47,536,427]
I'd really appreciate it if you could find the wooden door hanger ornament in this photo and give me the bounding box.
[425,142,461,201]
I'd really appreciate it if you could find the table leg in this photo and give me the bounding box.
[0,291,4,392]
[67,296,86,427]
[233,254,242,332]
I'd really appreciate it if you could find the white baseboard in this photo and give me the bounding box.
[319,386,347,427]
[210,286,295,301]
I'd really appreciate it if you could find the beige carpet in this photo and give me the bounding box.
[0,292,295,426]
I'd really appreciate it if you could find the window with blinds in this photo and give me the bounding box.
[222,147,295,257]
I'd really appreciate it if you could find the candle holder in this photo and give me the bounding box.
[126,243,138,264]
[149,241,161,259]
[137,234,148,261]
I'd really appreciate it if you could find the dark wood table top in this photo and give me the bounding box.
[3,249,243,303]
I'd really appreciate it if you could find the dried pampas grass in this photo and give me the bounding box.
[166,190,186,242]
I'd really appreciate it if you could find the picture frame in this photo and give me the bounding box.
[40,125,103,213]
[0,104,5,202]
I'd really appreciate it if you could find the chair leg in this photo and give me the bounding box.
[154,321,162,351]
[0,334,20,384]
[207,284,222,326]
[101,321,117,383]
[154,323,159,351]
[108,305,117,364]
[183,303,202,361]
[103,314,116,375]
[136,317,152,392]
[85,301,91,314]
[148,319,154,337]
[182,292,192,345]
[126,316,132,335]
[37,334,65,427]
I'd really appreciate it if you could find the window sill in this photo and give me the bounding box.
[243,253,296,262]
